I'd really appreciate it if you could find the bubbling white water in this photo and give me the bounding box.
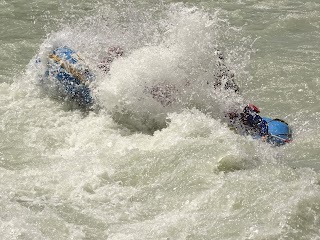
[33,3,252,133]
[2,2,320,240]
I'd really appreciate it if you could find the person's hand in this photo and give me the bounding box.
[261,135,268,141]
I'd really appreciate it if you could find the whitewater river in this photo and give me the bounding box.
[1,0,320,239]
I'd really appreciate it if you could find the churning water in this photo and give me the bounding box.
[1,0,320,239]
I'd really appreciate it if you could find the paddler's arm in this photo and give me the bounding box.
[257,118,269,141]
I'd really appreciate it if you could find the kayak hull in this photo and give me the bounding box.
[261,117,292,146]
[39,47,95,106]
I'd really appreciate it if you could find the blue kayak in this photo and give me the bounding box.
[260,117,292,146]
[40,46,95,106]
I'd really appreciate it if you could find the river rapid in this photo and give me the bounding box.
[1,0,320,239]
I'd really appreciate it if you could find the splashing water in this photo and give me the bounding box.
[1,1,320,240]
[34,3,251,133]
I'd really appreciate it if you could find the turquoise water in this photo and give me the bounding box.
[1,0,320,239]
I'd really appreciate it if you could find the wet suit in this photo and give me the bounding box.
[241,105,268,137]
